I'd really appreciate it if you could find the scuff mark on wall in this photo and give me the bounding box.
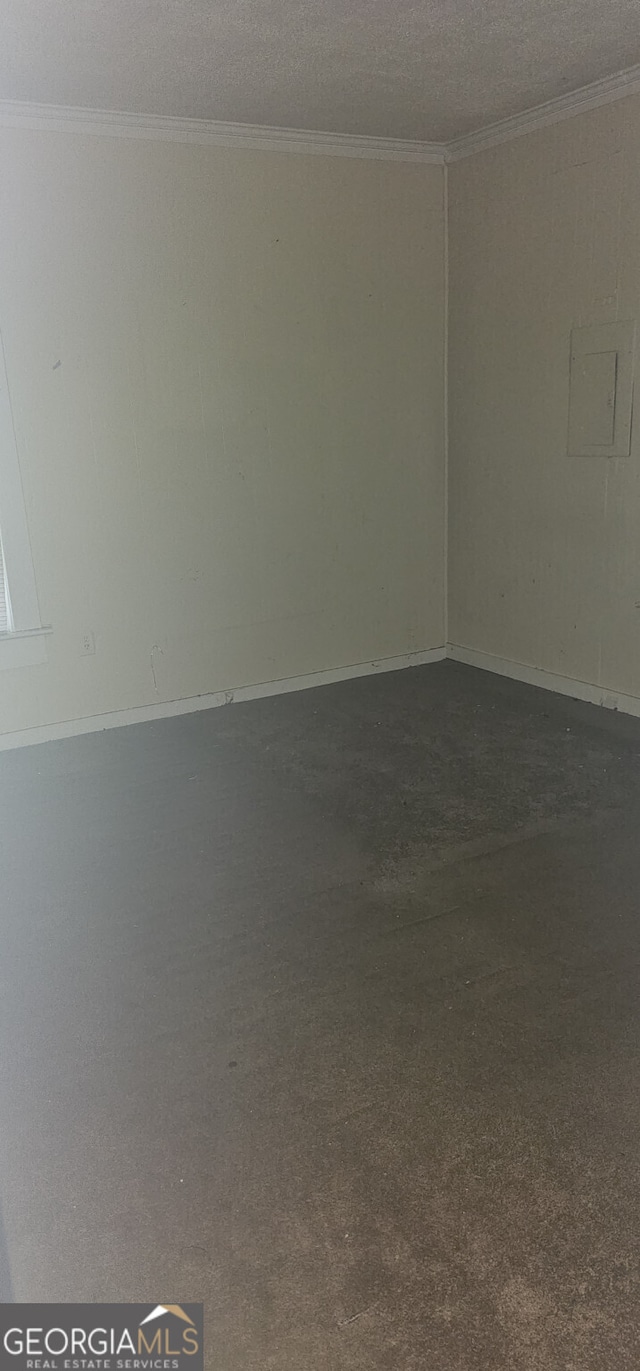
[150,644,162,695]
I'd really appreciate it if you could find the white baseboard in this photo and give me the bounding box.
[0,646,446,752]
[447,643,640,718]
[5,641,640,752]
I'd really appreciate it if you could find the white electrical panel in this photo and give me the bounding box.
[568,320,635,457]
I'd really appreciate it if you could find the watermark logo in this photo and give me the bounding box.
[0,1303,203,1371]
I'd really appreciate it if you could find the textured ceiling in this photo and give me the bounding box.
[2,0,640,142]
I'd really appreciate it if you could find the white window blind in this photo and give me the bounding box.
[0,534,9,633]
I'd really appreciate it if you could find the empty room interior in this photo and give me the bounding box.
[3,0,640,1366]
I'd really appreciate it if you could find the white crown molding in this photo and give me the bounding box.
[2,63,640,168]
[446,62,640,161]
[0,98,446,163]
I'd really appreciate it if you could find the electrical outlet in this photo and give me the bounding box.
[80,629,95,656]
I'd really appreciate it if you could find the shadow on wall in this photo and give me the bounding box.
[0,1200,13,1299]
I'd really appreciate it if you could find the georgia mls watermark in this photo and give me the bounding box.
[0,1305,204,1371]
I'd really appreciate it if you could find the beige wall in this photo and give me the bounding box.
[0,130,445,735]
[448,96,640,698]
[11,95,637,738]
